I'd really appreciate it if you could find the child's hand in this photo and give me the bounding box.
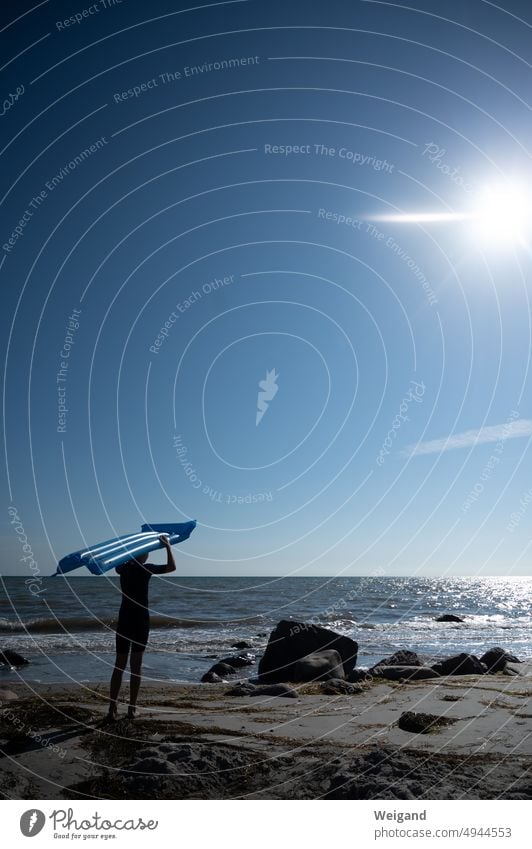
[158,534,171,547]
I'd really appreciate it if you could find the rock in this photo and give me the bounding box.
[0,649,29,667]
[200,671,226,683]
[209,662,236,677]
[256,632,267,637]
[347,669,372,683]
[258,619,358,683]
[371,650,422,669]
[219,652,255,668]
[371,665,441,681]
[200,660,237,682]
[226,681,255,696]
[291,649,345,683]
[398,711,458,734]
[320,678,364,695]
[0,688,18,701]
[227,682,298,698]
[480,647,521,673]
[431,653,486,676]
[435,614,464,623]
[231,641,252,650]
[503,665,521,677]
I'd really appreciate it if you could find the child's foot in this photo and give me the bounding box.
[127,705,136,720]
[106,705,118,722]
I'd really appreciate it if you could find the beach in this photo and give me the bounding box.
[2,575,531,800]
[1,665,531,800]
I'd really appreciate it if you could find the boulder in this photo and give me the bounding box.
[209,662,236,677]
[480,647,521,673]
[371,650,421,670]
[291,649,345,682]
[435,614,464,623]
[347,669,372,683]
[503,665,521,677]
[431,653,486,676]
[227,682,297,698]
[0,649,29,667]
[200,671,226,683]
[219,652,255,668]
[371,665,441,681]
[231,641,252,650]
[258,619,358,683]
[320,678,364,695]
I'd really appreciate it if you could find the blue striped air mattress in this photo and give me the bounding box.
[54,521,196,575]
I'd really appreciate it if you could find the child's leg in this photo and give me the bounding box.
[128,650,144,718]
[108,648,129,719]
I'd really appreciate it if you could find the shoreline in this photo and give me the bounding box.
[1,665,531,800]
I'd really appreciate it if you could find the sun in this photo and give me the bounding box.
[365,178,532,250]
[470,181,532,247]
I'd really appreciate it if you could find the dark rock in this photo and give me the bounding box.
[209,662,236,677]
[347,669,372,683]
[226,681,255,696]
[201,671,226,683]
[0,649,29,666]
[291,649,345,683]
[435,614,465,623]
[371,665,441,681]
[231,641,252,650]
[431,653,486,676]
[258,619,358,683]
[219,652,255,668]
[371,650,422,669]
[227,682,297,698]
[503,665,521,677]
[256,632,267,637]
[480,646,521,673]
[320,678,364,695]
[398,711,458,734]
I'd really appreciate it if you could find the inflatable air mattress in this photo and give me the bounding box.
[54,521,196,575]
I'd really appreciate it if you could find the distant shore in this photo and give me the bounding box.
[1,664,531,800]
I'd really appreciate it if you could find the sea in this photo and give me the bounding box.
[1,576,530,686]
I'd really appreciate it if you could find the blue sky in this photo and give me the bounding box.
[1,0,531,576]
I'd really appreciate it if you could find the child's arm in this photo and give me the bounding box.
[158,534,176,573]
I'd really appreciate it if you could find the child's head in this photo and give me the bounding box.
[132,552,149,566]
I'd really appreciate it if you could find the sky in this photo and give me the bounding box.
[1,0,531,577]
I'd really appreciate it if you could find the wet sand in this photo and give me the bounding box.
[1,665,531,799]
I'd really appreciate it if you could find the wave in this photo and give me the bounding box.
[0,614,265,635]
[1,611,530,637]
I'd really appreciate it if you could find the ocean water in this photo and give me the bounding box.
[1,575,530,686]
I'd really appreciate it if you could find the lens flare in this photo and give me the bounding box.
[470,181,532,247]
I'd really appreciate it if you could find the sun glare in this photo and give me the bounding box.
[470,181,532,247]
[368,180,532,250]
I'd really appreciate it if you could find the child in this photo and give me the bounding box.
[107,534,175,720]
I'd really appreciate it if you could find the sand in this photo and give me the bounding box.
[1,665,531,800]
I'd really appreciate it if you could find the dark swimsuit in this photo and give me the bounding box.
[115,562,165,654]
